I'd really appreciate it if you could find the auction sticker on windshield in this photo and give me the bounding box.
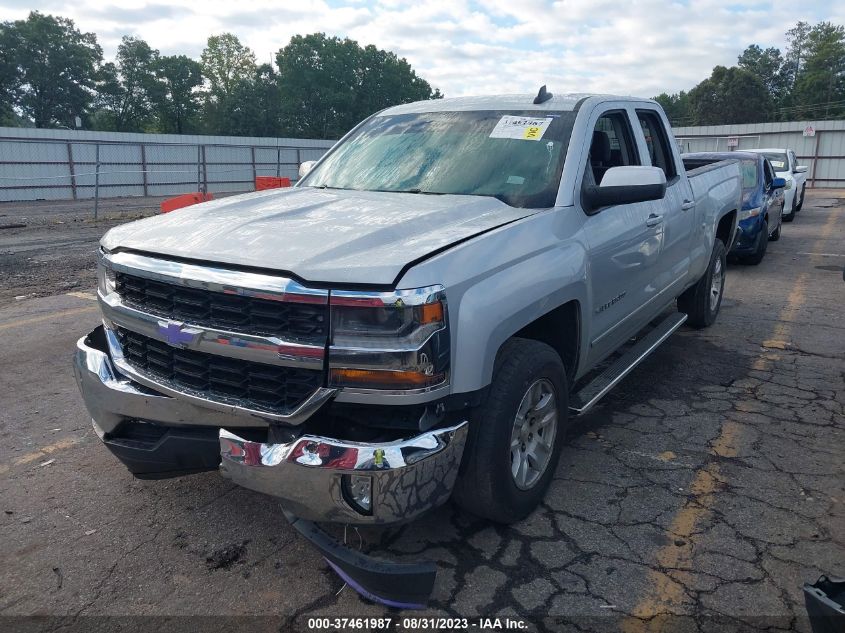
[490,115,553,141]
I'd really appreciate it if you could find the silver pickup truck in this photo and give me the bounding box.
[75,91,740,536]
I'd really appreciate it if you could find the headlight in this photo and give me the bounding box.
[328,285,449,391]
[739,206,761,221]
[97,249,116,296]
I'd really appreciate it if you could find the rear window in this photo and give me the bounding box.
[761,152,788,171]
[740,160,758,190]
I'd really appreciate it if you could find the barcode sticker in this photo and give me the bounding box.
[489,116,553,141]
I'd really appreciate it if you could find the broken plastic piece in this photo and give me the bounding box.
[283,510,436,609]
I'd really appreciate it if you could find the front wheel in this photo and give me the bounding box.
[769,220,781,242]
[453,338,567,524]
[796,184,806,211]
[678,239,727,329]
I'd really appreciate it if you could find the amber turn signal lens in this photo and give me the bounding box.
[417,302,444,325]
[330,368,445,389]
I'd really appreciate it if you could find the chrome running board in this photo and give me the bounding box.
[569,312,688,415]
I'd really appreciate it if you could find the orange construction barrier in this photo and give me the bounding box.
[255,176,292,191]
[160,192,214,213]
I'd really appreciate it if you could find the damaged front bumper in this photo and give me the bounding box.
[74,326,468,525]
[220,423,466,524]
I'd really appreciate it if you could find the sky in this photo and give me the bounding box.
[3,0,844,99]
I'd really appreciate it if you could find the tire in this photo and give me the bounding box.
[744,220,768,265]
[788,189,798,218]
[677,239,727,329]
[769,220,781,241]
[453,338,568,524]
[796,184,806,211]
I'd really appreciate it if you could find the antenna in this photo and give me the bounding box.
[533,85,553,104]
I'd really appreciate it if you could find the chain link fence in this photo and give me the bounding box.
[0,132,335,214]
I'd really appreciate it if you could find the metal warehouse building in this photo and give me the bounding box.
[673,119,845,189]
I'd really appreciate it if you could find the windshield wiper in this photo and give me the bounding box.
[371,188,446,195]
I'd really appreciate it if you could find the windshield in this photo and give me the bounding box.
[302,110,577,208]
[761,152,788,171]
[740,159,759,190]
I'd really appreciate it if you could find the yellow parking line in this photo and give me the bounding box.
[622,206,841,631]
[0,437,84,475]
[0,306,99,332]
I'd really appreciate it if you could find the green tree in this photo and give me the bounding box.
[223,64,283,137]
[201,33,256,100]
[784,21,812,90]
[200,33,258,134]
[93,36,159,131]
[737,44,787,100]
[0,23,21,124]
[687,66,773,125]
[150,55,203,133]
[5,11,102,128]
[790,22,845,119]
[652,91,691,126]
[276,33,440,138]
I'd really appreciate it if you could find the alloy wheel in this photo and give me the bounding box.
[510,378,558,490]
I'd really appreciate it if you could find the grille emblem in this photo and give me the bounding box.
[157,320,202,348]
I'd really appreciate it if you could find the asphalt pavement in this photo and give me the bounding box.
[0,191,842,633]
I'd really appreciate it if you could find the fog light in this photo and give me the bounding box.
[342,474,373,515]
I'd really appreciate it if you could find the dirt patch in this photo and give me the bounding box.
[205,541,249,570]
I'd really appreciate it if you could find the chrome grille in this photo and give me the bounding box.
[117,328,323,414]
[115,272,327,343]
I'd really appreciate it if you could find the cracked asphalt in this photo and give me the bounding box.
[0,191,842,633]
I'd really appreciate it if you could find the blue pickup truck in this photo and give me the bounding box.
[683,152,785,264]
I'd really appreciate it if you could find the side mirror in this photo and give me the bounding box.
[771,177,786,189]
[794,165,808,174]
[584,166,667,212]
[298,160,317,179]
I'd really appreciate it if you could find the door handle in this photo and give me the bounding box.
[646,214,663,227]
[681,200,695,210]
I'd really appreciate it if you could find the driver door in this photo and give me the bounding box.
[582,107,665,366]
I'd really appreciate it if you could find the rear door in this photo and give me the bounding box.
[633,108,693,300]
[580,105,666,365]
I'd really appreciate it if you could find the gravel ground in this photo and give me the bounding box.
[0,194,235,302]
[0,191,843,633]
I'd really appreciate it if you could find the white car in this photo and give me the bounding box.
[749,148,808,221]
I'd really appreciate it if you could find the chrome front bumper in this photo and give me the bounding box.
[74,326,468,524]
[220,422,467,524]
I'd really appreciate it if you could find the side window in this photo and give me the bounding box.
[588,110,639,185]
[763,160,774,187]
[636,110,678,180]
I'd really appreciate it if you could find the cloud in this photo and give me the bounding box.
[2,0,843,99]
[88,3,192,24]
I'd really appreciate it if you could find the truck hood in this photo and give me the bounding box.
[102,187,537,286]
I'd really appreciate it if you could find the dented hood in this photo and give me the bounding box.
[102,187,536,286]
